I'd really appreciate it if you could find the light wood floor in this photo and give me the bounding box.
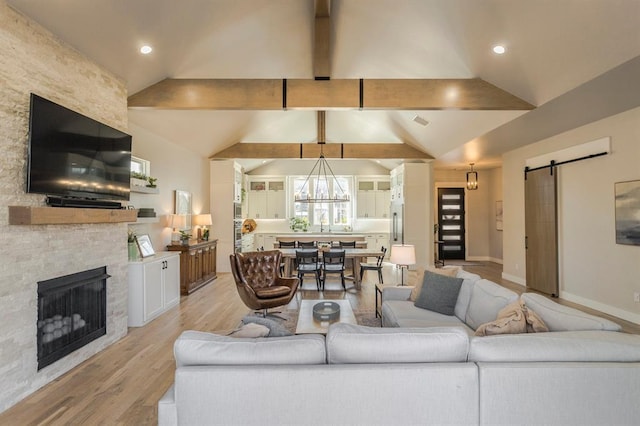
[1,262,637,425]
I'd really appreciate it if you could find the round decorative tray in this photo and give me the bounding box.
[312,302,341,322]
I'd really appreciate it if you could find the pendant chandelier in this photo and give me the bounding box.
[466,163,478,190]
[294,111,350,204]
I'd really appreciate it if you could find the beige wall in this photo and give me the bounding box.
[502,106,640,324]
[127,122,211,251]
[0,2,129,411]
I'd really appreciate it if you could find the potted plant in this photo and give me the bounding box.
[179,230,192,245]
[127,230,139,261]
[289,217,309,232]
[146,176,157,188]
[130,171,148,188]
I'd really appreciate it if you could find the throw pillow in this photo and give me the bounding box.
[410,266,460,302]
[242,315,293,337]
[474,300,526,336]
[227,322,270,338]
[413,270,463,315]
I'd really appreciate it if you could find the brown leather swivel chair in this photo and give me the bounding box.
[230,250,299,318]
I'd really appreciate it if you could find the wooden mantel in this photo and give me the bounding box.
[8,206,138,225]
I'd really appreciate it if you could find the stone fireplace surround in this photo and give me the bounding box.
[0,2,130,412]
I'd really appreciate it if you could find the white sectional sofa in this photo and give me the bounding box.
[158,269,640,425]
[159,325,640,426]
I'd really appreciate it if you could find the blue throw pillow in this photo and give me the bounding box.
[242,315,292,337]
[414,270,463,316]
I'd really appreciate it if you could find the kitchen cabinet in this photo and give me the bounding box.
[233,164,243,204]
[356,177,391,218]
[167,240,217,295]
[128,252,180,327]
[248,178,286,219]
[365,233,390,257]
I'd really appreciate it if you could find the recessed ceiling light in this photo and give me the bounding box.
[492,45,506,54]
[140,45,153,55]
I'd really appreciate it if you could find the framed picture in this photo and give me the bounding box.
[175,190,192,229]
[615,180,640,246]
[135,234,155,258]
[496,200,503,231]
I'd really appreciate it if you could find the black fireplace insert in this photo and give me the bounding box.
[37,266,109,370]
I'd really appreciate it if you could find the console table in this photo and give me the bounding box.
[167,239,217,295]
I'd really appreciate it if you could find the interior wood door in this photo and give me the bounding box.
[437,188,466,260]
[525,167,559,296]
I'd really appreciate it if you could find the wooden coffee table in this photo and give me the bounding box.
[295,299,357,334]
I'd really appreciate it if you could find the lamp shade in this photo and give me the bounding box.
[390,244,416,266]
[170,214,187,230]
[193,214,212,226]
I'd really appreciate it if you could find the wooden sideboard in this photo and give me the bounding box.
[167,239,217,295]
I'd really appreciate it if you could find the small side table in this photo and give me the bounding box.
[434,241,445,267]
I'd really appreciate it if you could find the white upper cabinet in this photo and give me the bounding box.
[356,177,391,218]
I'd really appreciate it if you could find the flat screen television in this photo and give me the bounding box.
[27,93,132,204]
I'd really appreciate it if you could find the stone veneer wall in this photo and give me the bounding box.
[0,2,129,412]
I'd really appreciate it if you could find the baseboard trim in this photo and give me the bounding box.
[501,272,526,286]
[561,291,640,325]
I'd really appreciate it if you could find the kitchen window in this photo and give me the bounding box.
[290,176,353,228]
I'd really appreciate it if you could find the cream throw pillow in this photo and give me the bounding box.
[410,266,459,302]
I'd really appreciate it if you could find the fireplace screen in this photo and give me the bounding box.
[37,266,109,370]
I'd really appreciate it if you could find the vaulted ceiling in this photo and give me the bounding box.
[8,0,640,171]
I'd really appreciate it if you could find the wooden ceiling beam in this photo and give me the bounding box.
[210,142,433,160]
[314,0,331,78]
[128,78,534,110]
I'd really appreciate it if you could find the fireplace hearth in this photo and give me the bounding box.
[37,266,109,370]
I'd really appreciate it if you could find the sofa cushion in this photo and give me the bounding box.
[326,323,470,363]
[382,300,470,330]
[410,266,459,301]
[521,293,621,331]
[469,330,640,362]
[453,269,481,321]
[174,330,326,367]
[414,271,463,315]
[464,279,519,330]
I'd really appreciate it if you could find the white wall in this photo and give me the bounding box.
[502,106,640,323]
[127,122,211,252]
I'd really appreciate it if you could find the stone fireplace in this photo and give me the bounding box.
[37,267,109,370]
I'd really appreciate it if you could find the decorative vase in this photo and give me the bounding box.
[128,242,139,261]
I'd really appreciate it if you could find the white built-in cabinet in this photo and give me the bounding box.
[128,252,180,327]
[356,177,391,218]
[248,178,286,219]
[233,164,243,204]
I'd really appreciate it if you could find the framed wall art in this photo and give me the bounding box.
[135,234,155,258]
[615,179,640,246]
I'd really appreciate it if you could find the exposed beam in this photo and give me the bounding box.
[313,0,331,78]
[128,78,283,110]
[364,78,534,110]
[211,142,432,160]
[128,78,534,110]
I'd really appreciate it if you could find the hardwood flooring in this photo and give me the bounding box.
[1,262,637,425]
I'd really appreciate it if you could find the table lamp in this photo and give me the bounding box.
[170,214,187,243]
[390,244,416,286]
[193,214,212,241]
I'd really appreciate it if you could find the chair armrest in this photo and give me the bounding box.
[276,276,299,290]
[382,286,413,302]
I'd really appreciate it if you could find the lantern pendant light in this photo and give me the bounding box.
[466,163,478,190]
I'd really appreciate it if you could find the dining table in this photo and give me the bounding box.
[277,248,384,290]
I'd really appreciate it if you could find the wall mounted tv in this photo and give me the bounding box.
[27,93,132,205]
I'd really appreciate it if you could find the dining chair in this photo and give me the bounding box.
[321,249,346,290]
[359,246,387,284]
[277,241,296,274]
[339,241,357,275]
[297,241,317,248]
[295,249,322,290]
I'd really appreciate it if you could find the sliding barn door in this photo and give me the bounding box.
[525,168,559,296]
